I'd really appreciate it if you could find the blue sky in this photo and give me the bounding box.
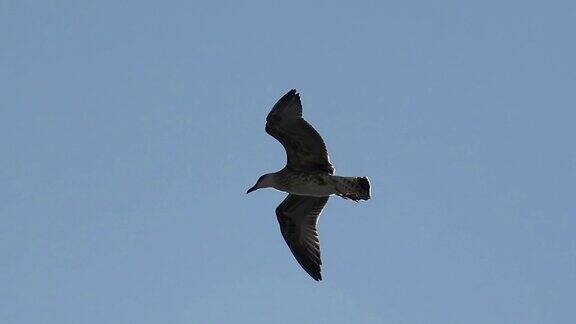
[1,1,575,323]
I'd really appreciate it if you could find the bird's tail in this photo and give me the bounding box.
[335,176,371,201]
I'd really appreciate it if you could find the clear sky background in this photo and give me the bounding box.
[1,1,575,323]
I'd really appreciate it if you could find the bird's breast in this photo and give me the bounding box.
[274,173,336,197]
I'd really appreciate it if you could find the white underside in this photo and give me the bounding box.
[281,184,336,197]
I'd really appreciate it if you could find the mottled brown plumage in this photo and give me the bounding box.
[247,89,371,281]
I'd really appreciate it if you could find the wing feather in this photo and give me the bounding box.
[275,194,329,281]
[266,90,335,174]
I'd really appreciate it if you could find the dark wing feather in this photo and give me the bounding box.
[276,194,329,281]
[266,90,335,174]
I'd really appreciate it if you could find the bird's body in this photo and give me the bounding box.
[247,89,371,281]
[268,170,371,199]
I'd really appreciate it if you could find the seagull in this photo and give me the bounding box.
[247,89,371,281]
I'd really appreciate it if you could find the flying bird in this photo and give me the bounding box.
[247,89,371,281]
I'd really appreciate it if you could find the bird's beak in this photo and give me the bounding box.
[246,185,257,194]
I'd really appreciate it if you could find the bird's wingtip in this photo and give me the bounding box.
[287,89,299,97]
[308,270,322,281]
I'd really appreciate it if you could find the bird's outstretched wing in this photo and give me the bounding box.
[266,90,335,174]
[276,194,329,281]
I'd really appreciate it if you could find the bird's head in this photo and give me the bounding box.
[247,174,274,194]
